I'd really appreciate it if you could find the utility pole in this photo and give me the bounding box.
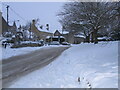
[6,5,9,32]
[29,23,32,40]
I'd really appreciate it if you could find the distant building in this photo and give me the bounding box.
[62,31,85,44]
[62,33,75,44]
[45,31,65,44]
[0,11,2,36]
[30,19,53,41]
[54,30,61,36]
[74,34,85,44]
[9,21,17,35]
[53,30,85,44]
[2,17,8,36]
[2,16,17,37]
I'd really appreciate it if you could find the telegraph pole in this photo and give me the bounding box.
[29,23,32,40]
[6,5,9,32]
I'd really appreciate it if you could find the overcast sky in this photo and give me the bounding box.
[2,2,65,32]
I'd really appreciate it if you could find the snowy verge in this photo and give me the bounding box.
[1,45,69,60]
[9,41,118,88]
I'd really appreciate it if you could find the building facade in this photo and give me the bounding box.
[31,20,53,41]
[0,11,2,36]
[2,17,17,37]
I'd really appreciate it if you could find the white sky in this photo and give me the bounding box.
[1,2,65,33]
[1,0,118,33]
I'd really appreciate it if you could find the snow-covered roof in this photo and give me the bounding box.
[46,36,51,39]
[36,25,53,33]
[1,37,12,41]
[53,36,65,38]
[74,35,85,38]
[62,31,69,34]
[98,37,110,40]
[21,41,40,44]
[12,35,16,38]
[5,32,12,34]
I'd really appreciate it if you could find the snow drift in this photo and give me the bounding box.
[9,41,118,88]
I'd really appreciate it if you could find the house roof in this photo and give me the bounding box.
[54,30,61,36]
[74,34,85,38]
[2,17,17,29]
[13,21,17,27]
[36,25,53,34]
[62,31,69,34]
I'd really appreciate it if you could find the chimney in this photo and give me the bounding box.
[32,19,35,25]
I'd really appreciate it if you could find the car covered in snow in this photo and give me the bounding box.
[11,41,44,48]
[61,42,71,45]
[2,38,14,44]
[49,41,60,45]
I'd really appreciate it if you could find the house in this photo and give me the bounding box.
[54,30,61,36]
[52,30,84,44]
[2,17,8,36]
[62,31,85,44]
[2,16,17,37]
[30,19,53,41]
[9,21,17,35]
[0,11,2,36]
[62,33,75,44]
[45,30,65,44]
[53,30,75,43]
[46,36,65,44]
[74,34,85,44]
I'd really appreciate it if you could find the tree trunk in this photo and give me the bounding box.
[91,31,94,43]
[94,29,98,44]
[85,34,90,43]
[88,34,90,43]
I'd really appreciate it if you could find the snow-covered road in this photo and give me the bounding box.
[8,41,118,88]
[2,46,69,88]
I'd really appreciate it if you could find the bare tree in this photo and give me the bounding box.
[58,2,118,43]
[109,2,120,41]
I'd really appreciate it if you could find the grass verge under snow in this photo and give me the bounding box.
[9,41,118,88]
[1,45,67,60]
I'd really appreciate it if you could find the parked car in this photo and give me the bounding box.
[61,42,71,45]
[21,41,44,46]
[2,38,14,44]
[49,41,60,45]
[11,41,44,48]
